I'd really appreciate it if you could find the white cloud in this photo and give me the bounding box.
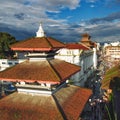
[44,0,80,10]
[0,0,120,43]
[0,0,80,31]
[90,5,95,7]
[85,0,98,3]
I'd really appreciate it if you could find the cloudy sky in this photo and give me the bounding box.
[0,0,120,43]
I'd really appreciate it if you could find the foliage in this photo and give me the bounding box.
[102,64,120,88]
[102,66,120,119]
[109,77,120,91]
[0,32,17,58]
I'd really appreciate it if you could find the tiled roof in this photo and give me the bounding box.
[80,33,97,48]
[81,33,91,42]
[0,92,63,120]
[54,85,92,120]
[66,43,90,50]
[11,37,65,51]
[0,85,92,120]
[0,59,80,84]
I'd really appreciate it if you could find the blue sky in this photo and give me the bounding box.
[0,0,120,43]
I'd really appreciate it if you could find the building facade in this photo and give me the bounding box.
[103,41,120,67]
[55,34,97,87]
[0,59,25,71]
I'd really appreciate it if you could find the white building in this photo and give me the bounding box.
[55,42,97,86]
[103,41,120,65]
[0,59,25,71]
[55,33,98,87]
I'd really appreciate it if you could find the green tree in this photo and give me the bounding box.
[0,32,17,58]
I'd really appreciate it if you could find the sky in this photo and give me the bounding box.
[0,0,120,43]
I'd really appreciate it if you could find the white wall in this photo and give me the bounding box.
[0,59,26,71]
[55,48,95,86]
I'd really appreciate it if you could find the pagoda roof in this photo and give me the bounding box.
[66,43,91,50]
[0,59,80,84]
[0,85,92,120]
[81,33,91,42]
[80,33,97,48]
[11,37,65,51]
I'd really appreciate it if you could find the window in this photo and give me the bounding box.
[2,62,6,64]
[8,62,13,65]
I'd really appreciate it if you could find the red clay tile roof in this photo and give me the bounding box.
[0,59,80,84]
[11,37,65,51]
[66,43,90,50]
[0,85,92,120]
[81,33,91,42]
[80,33,97,48]
[0,92,63,120]
[54,85,92,120]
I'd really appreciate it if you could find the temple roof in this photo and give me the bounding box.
[80,33,96,48]
[0,85,92,120]
[66,43,91,50]
[0,59,80,84]
[10,37,65,51]
[81,33,91,42]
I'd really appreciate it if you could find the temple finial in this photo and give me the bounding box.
[36,22,45,37]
